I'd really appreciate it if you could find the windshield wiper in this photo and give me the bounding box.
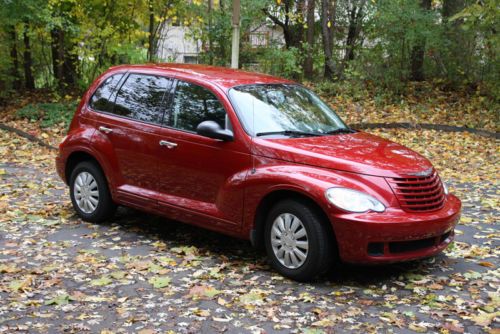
[325,128,356,135]
[255,130,322,137]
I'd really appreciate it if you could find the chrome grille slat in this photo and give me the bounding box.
[387,170,445,212]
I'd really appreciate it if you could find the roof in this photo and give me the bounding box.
[109,63,294,91]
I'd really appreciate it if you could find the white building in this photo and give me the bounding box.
[156,25,201,63]
[156,23,285,64]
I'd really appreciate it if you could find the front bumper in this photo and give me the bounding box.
[330,194,461,264]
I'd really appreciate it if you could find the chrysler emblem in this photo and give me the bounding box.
[409,167,433,177]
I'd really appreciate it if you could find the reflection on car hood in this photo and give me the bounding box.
[252,132,434,178]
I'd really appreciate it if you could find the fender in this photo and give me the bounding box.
[60,124,119,196]
[241,158,398,239]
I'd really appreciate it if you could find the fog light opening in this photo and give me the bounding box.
[368,242,385,257]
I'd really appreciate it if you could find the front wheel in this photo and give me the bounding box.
[264,199,335,281]
[69,161,116,223]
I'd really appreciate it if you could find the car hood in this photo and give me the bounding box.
[252,132,434,178]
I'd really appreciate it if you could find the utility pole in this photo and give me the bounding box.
[231,0,240,69]
[208,0,213,65]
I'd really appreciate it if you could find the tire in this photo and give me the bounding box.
[69,161,116,223]
[264,199,335,282]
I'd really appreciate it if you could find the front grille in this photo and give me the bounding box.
[387,170,445,212]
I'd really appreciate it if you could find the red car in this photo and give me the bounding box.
[56,64,461,281]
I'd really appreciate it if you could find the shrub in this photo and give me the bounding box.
[250,46,304,80]
[16,101,78,128]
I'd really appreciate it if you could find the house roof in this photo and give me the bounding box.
[109,63,294,91]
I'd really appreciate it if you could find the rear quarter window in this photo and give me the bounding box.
[89,73,124,112]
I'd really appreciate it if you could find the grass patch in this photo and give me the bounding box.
[16,101,78,128]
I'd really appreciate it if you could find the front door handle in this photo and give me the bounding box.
[159,140,178,149]
[98,126,113,134]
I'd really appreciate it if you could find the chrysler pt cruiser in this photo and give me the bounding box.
[56,64,461,281]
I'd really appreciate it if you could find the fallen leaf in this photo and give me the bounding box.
[149,276,171,288]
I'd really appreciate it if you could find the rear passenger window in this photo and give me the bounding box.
[89,73,124,112]
[169,81,227,132]
[113,74,171,124]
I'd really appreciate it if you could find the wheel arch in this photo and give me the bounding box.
[65,151,105,185]
[251,189,337,251]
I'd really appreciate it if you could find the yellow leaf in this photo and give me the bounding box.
[471,311,500,327]
[409,323,427,333]
[478,261,495,268]
[138,330,155,334]
[312,318,335,327]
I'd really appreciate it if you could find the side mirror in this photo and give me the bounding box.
[196,120,234,141]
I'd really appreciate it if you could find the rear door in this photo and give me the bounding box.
[90,72,174,209]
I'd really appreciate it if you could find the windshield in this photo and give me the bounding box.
[228,84,349,137]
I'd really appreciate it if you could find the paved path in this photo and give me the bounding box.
[0,161,498,333]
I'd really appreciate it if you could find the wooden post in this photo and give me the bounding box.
[208,0,213,65]
[231,0,240,69]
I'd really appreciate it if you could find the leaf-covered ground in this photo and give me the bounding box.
[316,84,499,132]
[0,125,498,333]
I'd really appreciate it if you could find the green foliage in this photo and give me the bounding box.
[352,0,437,93]
[251,46,304,80]
[0,0,497,102]
[188,3,232,66]
[16,101,77,128]
[449,0,500,99]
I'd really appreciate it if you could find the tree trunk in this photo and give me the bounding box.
[23,25,35,90]
[333,0,366,79]
[344,1,365,62]
[321,0,337,79]
[410,44,426,81]
[442,0,466,19]
[303,0,315,79]
[63,46,77,87]
[9,26,21,90]
[282,26,304,50]
[263,1,305,50]
[147,0,155,62]
[442,0,468,81]
[51,28,64,87]
[410,0,432,81]
[219,0,227,64]
[51,27,77,89]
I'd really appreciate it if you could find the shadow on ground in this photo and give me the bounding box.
[103,207,437,286]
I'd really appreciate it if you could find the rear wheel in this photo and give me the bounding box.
[69,161,116,223]
[264,199,335,281]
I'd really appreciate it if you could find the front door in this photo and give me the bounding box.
[156,80,251,227]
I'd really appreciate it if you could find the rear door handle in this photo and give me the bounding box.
[159,140,178,149]
[98,126,113,134]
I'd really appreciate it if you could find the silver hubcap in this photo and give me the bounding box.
[271,213,309,269]
[74,171,99,214]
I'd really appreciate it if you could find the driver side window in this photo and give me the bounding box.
[167,80,228,132]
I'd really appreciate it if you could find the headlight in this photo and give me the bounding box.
[325,187,385,213]
[442,180,449,195]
